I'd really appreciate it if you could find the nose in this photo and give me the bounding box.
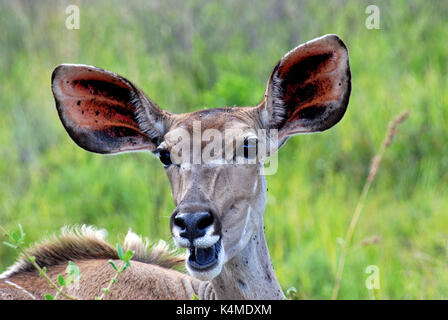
[174,212,214,242]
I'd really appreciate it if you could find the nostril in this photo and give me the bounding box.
[174,216,186,230]
[197,212,214,231]
[174,211,214,240]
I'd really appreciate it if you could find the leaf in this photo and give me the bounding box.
[11,231,20,242]
[108,260,118,271]
[39,267,47,276]
[66,261,81,281]
[57,274,65,287]
[44,294,54,300]
[65,274,73,285]
[121,261,130,272]
[116,243,124,260]
[18,224,25,239]
[123,249,134,262]
[2,241,17,249]
[286,286,297,300]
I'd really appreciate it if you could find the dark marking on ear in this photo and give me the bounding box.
[273,53,334,129]
[70,126,145,155]
[73,80,132,103]
[280,53,332,84]
[297,105,326,120]
[282,82,319,114]
[77,100,81,106]
[84,99,135,119]
[106,126,140,139]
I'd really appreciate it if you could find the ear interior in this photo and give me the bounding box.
[52,64,158,154]
[263,34,351,138]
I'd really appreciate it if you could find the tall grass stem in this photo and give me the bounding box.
[331,110,409,300]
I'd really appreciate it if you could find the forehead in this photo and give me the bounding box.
[164,107,256,146]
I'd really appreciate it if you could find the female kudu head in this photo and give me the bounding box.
[51,34,350,284]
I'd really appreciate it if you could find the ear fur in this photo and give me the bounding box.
[52,64,170,154]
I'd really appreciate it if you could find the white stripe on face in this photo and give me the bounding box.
[172,221,220,249]
[193,233,220,248]
[171,225,191,248]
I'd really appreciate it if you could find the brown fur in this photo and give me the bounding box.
[1,259,209,300]
[1,226,185,279]
[0,226,201,300]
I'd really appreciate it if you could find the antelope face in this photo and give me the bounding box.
[52,34,351,281]
[163,109,267,279]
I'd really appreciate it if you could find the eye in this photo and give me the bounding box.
[243,137,258,159]
[158,149,172,167]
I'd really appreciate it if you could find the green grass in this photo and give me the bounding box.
[0,0,447,299]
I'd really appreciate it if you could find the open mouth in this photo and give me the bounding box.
[187,239,221,271]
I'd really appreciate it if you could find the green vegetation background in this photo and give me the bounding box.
[0,0,447,299]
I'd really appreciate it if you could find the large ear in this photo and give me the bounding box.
[51,64,170,154]
[259,34,351,140]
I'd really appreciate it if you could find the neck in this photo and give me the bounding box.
[210,220,285,300]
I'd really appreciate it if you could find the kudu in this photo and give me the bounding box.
[0,34,351,300]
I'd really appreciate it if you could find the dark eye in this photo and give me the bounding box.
[158,149,172,167]
[243,137,258,159]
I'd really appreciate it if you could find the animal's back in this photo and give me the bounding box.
[0,225,211,300]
